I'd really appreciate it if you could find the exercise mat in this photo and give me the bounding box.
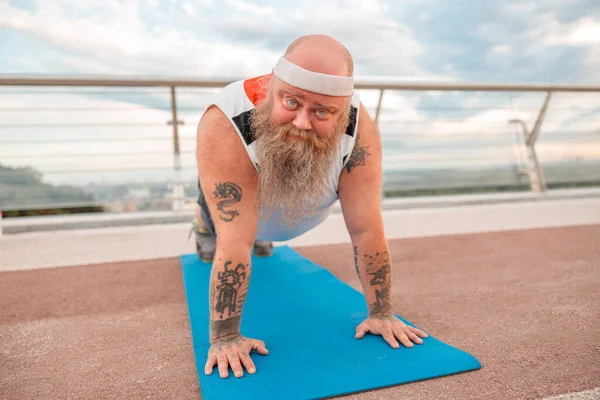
[180,245,480,400]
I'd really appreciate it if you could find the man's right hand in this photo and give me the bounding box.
[204,335,269,378]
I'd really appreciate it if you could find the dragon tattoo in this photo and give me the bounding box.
[213,181,243,222]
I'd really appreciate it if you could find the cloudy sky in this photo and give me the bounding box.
[1,0,600,82]
[1,0,600,188]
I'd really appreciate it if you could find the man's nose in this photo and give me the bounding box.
[293,111,311,131]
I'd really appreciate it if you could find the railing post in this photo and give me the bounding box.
[509,91,552,193]
[374,89,385,126]
[374,89,386,201]
[168,86,185,211]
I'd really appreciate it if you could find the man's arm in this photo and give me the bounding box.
[337,103,427,348]
[196,105,268,378]
[338,103,390,315]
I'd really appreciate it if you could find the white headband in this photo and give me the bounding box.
[273,56,354,97]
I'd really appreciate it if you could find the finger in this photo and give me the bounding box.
[239,352,256,374]
[217,354,229,378]
[406,330,423,344]
[393,327,413,348]
[409,326,429,338]
[227,353,244,378]
[382,330,399,349]
[204,354,218,375]
[355,323,369,339]
[252,340,269,355]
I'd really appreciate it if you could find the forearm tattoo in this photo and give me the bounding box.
[356,248,392,315]
[210,260,250,342]
[353,246,360,279]
[213,181,243,222]
[345,132,371,173]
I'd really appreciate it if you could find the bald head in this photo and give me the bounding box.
[283,34,354,77]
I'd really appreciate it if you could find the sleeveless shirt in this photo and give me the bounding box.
[201,74,361,241]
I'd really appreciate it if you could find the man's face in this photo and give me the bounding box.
[250,76,352,226]
[269,78,351,143]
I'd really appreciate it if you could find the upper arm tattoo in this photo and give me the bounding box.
[213,181,243,222]
[345,132,371,174]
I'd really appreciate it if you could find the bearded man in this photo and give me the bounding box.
[193,34,428,379]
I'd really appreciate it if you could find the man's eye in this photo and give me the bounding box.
[286,99,297,107]
[316,109,327,116]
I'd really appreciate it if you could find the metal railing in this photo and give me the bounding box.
[1,75,600,214]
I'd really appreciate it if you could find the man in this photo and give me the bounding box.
[194,34,428,379]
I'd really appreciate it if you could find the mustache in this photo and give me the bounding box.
[270,123,328,152]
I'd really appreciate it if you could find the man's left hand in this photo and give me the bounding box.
[355,314,428,349]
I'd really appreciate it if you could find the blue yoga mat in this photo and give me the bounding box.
[180,245,480,400]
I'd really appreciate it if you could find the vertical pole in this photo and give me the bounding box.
[528,91,552,146]
[525,143,545,192]
[169,86,184,211]
[374,89,385,126]
[374,89,386,201]
[508,91,551,193]
[509,119,544,193]
[528,91,551,193]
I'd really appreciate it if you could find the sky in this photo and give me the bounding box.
[0,0,600,189]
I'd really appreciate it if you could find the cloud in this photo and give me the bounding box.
[382,90,600,136]
[2,0,599,84]
[223,0,274,16]
[534,15,600,82]
[477,1,600,83]
[205,0,428,78]
[0,0,281,77]
[385,0,599,84]
[583,44,600,81]
[0,0,429,79]
[543,17,600,45]
[490,45,512,56]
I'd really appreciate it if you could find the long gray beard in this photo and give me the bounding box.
[251,96,350,227]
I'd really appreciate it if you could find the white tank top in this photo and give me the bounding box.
[202,74,360,241]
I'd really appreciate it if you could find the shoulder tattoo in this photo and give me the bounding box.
[345,132,371,174]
